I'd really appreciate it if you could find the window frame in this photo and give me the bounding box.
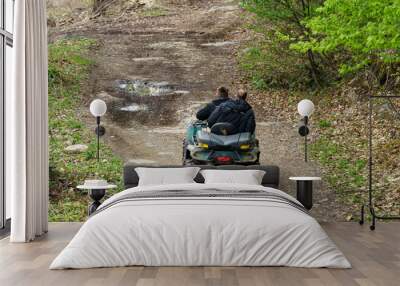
[0,0,13,232]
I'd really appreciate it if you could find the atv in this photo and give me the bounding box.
[182,120,260,166]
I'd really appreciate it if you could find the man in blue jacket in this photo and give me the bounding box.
[196,86,230,121]
[207,89,256,134]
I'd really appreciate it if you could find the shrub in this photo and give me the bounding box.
[239,37,313,89]
[292,0,400,90]
[240,0,327,87]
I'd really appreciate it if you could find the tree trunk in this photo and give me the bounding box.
[307,49,321,87]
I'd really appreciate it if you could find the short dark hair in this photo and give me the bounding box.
[237,89,248,100]
[217,86,229,98]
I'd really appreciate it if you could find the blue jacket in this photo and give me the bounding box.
[196,97,230,121]
[207,99,256,134]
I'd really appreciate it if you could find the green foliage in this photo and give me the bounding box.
[292,0,400,75]
[240,0,328,87]
[48,38,123,222]
[239,1,400,219]
[240,0,322,24]
[239,38,313,89]
[48,38,96,87]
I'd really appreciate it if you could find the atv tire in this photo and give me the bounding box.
[182,139,193,166]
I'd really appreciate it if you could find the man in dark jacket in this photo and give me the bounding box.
[207,90,256,134]
[196,86,230,121]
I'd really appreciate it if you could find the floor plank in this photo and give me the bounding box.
[0,222,399,286]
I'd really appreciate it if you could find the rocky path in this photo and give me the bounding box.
[49,0,343,221]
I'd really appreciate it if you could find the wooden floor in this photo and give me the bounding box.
[0,222,399,286]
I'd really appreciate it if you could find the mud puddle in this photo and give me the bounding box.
[105,79,191,127]
[114,79,188,98]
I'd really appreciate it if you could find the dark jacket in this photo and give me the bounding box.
[196,97,230,121]
[207,99,256,134]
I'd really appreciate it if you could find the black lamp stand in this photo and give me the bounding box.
[305,117,308,163]
[359,94,400,230]
[96,116,100,162]
[299,116,310,162]
[94,116,106,163]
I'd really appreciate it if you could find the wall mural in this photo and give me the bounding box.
[46,0,400,223]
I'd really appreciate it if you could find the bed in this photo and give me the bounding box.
[50,164,350,269]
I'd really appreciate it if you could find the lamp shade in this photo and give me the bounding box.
[297,99,315,117]
[90,99,107,117]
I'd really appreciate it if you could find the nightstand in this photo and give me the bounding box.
[77,183,117,215]
[289,177,321,210]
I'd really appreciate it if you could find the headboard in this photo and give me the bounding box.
[123,164,280,189]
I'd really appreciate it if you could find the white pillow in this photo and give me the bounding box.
[200,169,266,185]
[135,167,201,186]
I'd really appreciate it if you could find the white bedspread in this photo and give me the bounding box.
[50,183,351,269]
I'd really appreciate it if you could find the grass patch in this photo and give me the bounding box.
[318,119,332,128]
[48,38,123,222]
[310,137,367,201]
[309,135,369,220]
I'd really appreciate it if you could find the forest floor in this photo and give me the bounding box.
[47,0,358,221]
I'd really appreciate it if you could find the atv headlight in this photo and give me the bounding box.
[198,143,209,149]
[240,144,251,150]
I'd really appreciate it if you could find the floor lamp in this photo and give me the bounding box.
[90,99,107,163]
[359,94,400,230]
[297,99,315,162]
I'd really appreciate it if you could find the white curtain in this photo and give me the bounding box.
[7,0,49,242]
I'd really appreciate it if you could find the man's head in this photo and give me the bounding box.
[216,86,229,98]
[237,89,248,101]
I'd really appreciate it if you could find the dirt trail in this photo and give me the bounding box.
[49,0,343,221]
